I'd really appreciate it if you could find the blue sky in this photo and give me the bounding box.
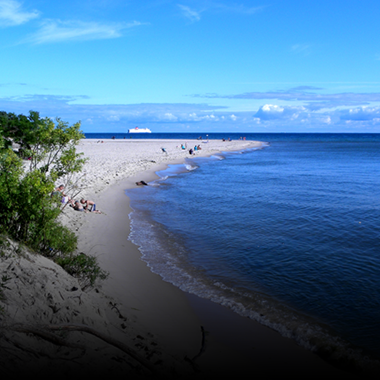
[1,0,380,133]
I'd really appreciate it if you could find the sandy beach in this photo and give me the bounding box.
[0,139,363,378]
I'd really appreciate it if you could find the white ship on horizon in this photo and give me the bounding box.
[128,127,152,133]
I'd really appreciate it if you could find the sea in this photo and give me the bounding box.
[86,132,380,372]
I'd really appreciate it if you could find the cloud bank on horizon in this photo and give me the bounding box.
[0,0,380,133]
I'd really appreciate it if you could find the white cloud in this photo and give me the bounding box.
[178,4,201,22]
[198,88,380,111]
[164,112,178,121]
[340,106,380,121]
[176,2,264,23]
[254,104,285,119]
[1,94,380,133]
[188,112,219,121]
[209,2,265,15]
[323,116,332,124]
[25,19,143,44]
[0,0,39,26]
[254,104,307,121]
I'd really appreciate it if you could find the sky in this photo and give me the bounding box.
[1,0,380,133]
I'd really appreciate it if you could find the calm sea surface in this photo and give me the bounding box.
[87,133,380,370]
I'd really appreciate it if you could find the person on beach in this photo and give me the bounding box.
[75,200,85,212]
[80,198,100,213]
[51,184,70,203]
[136,180,148,186]
[69,200,87,212]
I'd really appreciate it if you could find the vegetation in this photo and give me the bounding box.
[0,111,107,288]
[56,252,109,290]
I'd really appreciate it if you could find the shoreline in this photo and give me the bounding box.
[81,169,360,377]
[1,139,364,378]
[72,139,361,377]
[77,170,202,357]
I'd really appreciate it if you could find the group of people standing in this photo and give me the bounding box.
[188,144,202,155]
[179,143,202,155]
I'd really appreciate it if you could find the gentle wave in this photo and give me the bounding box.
[185,163,198,171]
[150,162,199,185]
[210,154,225,160]
[128,209,380,374]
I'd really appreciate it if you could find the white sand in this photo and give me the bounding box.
[0,138,362,379]
[75,138,260,195]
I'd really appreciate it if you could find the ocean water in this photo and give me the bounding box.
[108,133,380,372]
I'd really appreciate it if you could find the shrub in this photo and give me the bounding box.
[55,253,108,290]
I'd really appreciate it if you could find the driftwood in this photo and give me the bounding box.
[191,326,206,361]
[184,326,206,372]
[8,323,159,375]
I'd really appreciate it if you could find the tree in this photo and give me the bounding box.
[0,111,107,289]
[0,111,86,174]
[0,111,91,269]
[0,110,40,153]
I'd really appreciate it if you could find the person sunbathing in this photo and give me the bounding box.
[72,200,87,212]
[80,198,101,213]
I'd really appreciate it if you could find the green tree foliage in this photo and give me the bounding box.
[0,111,85,246]
[0,111,86,174]
[0,111,107,287]
[0,111,41,153]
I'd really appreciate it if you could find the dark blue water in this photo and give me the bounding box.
[121,133,380,372]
